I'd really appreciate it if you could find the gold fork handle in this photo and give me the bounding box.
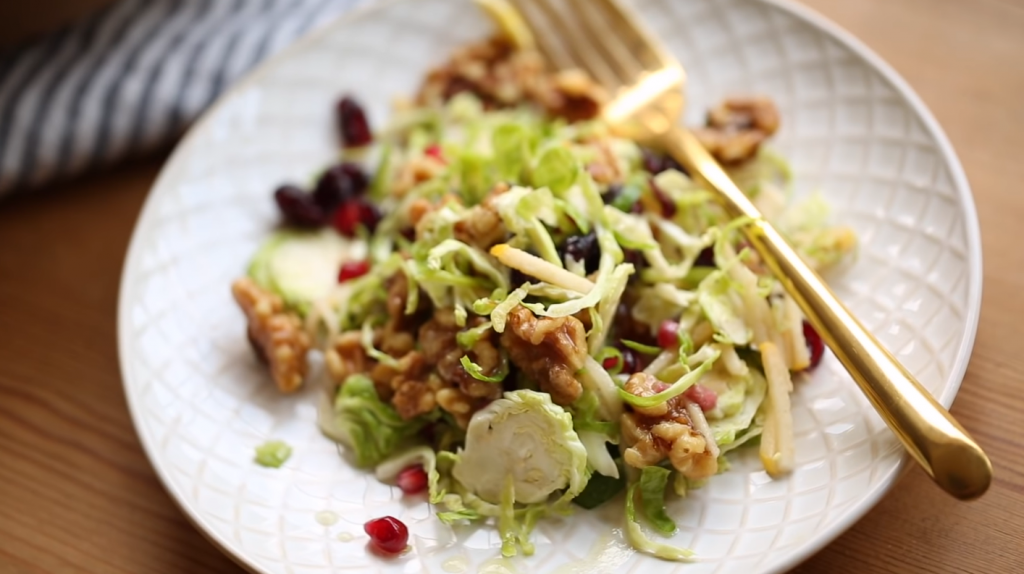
[662,127,992,500]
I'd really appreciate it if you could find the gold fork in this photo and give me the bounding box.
[506,0,991,499]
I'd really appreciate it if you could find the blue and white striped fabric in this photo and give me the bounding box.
[0,0,365,198]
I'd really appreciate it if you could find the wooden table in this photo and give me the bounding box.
[1,0,1021,572]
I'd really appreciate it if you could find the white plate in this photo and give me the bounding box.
[118,0,982,572]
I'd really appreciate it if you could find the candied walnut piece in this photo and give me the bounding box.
[620,407,719,480]
[623,372,669,417]
[415,36,604,122]
[693,97,780,164]
[435,385,481,429]
[501,306,586,405]
[391,377,437,420]
[419,311,503,401]
[453,183,510,250]
[231,278,311,392]
[325,330,374,388]
[546,68,606,122]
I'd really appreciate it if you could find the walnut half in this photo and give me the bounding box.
[501,305,587,406]
[231,278,311,393]
[693,97,780,165]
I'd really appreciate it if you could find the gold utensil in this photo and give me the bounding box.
[507,0,991,499]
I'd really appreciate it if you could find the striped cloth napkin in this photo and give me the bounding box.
[0,0,366,199]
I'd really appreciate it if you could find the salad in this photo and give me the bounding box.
[231,1,856,561]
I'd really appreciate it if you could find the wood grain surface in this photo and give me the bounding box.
[1,0,1022,572]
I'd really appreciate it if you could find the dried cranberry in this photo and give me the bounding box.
[641,148,687,176]
[563,232,599,274]
[641,148,668,174]
[274,185,324,227]
[803,320,825,369]
[364,516,408,554]
[685,384,718,411]
[338,260,370,283]
[314,163,368,212]
[695,246,716,267]
[337,96,373,147]
[332,199,381,237]
[658,320,680,349]
[396,465,428,495]
[601,183,623,204]
[650,179,677,218]
[623,249,645,273]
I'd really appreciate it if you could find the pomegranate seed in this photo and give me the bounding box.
[337,96,373,147]
[396,465,428,495]
[364,516,408,555]
[314,163,368,212]
[658,320,680,349]
[602,356,620,371]
[358,200,382,232]
[338,260,370,283]
[274,185,324,227]
[424,144,446,163]
[333,202,360,236]
[685,384,718,411]
[803,320,825,369]
[331,199,381,237]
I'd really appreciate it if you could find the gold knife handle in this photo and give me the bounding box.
[662,127,992,500]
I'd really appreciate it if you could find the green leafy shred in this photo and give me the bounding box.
[321,375,430,467]
[639,466,676,535]
[254,440,292,468]
[625,481,694,561]
[460,354,509,383]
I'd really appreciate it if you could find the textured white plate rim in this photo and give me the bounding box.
[116,1,984,572]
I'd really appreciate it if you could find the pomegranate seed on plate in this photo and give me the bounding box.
[658,320,680,349]
[338,260,370,283]
[396,465,428,495]
[685,384,718,411]
[803,320,825,369]
[274,185,324,227]
[363,516,408,555]
[337,96,373,147]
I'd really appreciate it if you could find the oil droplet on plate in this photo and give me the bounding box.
[336,532,355,542]
[442,556,468,573]
[315,510,339,526]
[479,557,519,574]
